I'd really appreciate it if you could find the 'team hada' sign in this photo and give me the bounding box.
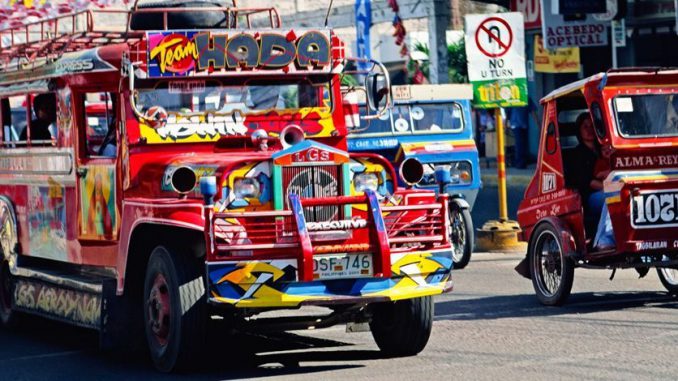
[147,30,332,77]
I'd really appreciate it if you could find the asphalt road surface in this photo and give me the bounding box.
[1,252,677,381]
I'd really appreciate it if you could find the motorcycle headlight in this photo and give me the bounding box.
[450,161,472,184]
[233,178,260,199]
[354,172,379,193]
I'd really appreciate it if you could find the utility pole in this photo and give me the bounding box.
[428,0,450,84]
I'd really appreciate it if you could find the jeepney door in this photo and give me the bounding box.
[75,91,120,241]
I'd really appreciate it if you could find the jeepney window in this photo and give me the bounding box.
[392,105,412,133]
[614,94,678,138]
[357,105,393,134]
[22,92,57,146]
[1,96,26,147]
[411,103,464,133]
[82,92,116,157]
[134,78,331,116]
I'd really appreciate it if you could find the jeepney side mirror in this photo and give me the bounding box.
[363,60,392,121]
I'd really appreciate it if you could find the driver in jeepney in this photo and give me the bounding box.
[20,93,56,142]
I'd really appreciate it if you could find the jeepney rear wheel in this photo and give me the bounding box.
[0,260,15,327]
[450,204,473,269]
[370,296,433,357]
[657,267,678,295]
[529,224,574,306]
[143,245,207,372]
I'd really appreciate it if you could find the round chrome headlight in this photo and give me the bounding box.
[354,172,379,193]
[234,178,261,199]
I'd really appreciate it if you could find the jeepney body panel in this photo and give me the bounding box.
[0,25,454,308]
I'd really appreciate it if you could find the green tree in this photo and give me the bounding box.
[410,39,468,84]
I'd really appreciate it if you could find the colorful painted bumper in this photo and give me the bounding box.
[207,249,453,308]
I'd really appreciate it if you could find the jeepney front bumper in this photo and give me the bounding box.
[205,190,453,308]
[206,249,453,308]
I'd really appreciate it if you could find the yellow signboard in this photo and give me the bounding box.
[533,35,580,74]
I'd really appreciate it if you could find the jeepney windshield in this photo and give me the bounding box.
[356,102,464,135]
[614,93,678,138]
[133,78,332,116]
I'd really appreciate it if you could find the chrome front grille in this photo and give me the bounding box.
[283,165,341,222]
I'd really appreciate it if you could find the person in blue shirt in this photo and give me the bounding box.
[506,97,538,169]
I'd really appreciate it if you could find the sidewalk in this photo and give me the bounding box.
[480,160,535,187]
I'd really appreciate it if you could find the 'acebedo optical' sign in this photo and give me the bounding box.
[540,0,609,50]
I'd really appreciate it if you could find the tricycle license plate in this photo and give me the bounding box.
[631,189,678,229]
[313,253,373,280]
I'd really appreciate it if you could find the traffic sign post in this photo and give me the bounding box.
[465,12,527,252]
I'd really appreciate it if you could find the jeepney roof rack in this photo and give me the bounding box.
[0,3,282,73]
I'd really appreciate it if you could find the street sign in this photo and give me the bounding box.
[534,35,580,73]
[612,19,626,47]
[511,0,542,29]
[465,12,527,109]
[540,0,609,50]
[355,0,371,72]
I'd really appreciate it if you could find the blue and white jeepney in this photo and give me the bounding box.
[347,84,481,268]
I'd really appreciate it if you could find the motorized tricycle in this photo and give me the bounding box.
[347,84,481,268]
[516,68,678,305]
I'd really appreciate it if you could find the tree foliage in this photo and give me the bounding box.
[410,39,469,84]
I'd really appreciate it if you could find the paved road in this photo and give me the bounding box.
[1,252,677,380]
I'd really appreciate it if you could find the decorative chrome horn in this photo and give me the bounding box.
[280,125,305,148]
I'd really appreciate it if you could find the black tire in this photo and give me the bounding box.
[657,267,678,295]
[143,245,207,372]
[450,204,473,269]
[370,296,433,357]
[528,223,574,306]
[130,1,232,31]
[0,260,16,327]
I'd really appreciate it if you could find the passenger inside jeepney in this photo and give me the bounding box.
[20,93,56,144]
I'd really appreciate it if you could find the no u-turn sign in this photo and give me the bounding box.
[465,12,527,108]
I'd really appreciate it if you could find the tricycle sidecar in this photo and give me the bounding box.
[516,68,678,305]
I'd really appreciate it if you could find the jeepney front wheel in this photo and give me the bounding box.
[529,224,574,306]
[450,204,473,269]
[370,296,433,357]
[0,260,15,327]
[143,245,207,372]
[657,267,678,295]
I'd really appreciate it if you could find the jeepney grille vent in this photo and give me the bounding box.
[283,165,341,223]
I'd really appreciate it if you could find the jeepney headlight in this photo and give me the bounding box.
[450,162,472,184]
[354,172,379,193]
[234,178,260,199]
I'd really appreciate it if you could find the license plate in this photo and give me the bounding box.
[631,189,678,229]
[313,253,373,280]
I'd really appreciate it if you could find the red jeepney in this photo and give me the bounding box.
[516,68,678,306]
[0,4,453,371]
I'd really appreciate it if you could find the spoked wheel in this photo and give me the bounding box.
[529,224,574,306]
[0,260,15,327]
[449,205,473,269]
[143,246,207,372]
[657,267,678,295]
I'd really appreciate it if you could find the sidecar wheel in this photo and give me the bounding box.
[529,224,574,306]
[657,267,678,295]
